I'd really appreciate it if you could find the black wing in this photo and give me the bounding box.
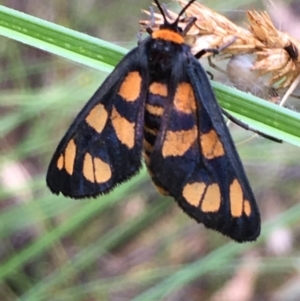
[148,55,260,242]
[47,47,149,198]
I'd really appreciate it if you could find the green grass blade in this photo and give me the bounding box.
[0,5,126,72]
[213,81,300,146]
[1,5,300,146]
[21,196,172,301]
[0,171,147,281]
[1,2,300,300]
[132,202,300,301]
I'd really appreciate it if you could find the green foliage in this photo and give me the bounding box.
[1,1,300,301]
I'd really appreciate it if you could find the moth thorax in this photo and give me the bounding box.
[148,39,181,75]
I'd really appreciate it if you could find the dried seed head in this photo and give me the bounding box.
[139,0,300,98]
[177,0,264,55]
[247,11,300,89]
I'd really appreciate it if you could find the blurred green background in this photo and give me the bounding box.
[1,0,300,300]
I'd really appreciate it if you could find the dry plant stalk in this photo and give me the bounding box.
[140,0,300,92]
[176,0,264,56]
[247,11,300,88]
[140,1,264,56]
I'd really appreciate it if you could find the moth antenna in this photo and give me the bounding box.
[153,0,168,24]
[175,0,196,24]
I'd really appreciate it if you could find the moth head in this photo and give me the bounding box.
[154,0,197,35]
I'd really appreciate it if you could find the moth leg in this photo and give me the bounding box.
[207,56,227,75]
[138,6,154,44]
[221,108,282,143]
[206,70,214,80]
[195,37,237,59]
[137,31,144,45]
[144,6,155,35]
[182,17,197,35]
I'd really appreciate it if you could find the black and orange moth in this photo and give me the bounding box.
[47,0,261,242]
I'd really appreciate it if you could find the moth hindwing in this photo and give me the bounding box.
[47,0,260,242]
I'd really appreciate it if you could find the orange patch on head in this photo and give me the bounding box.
[85,104,108,133]
[201,183,221,213]
[111,106,135,148]
[174,83,196,114]
[64,139,76,175]
[162,126,197,157]
[244,200,251,216]
[57,154,64,170]
[200,130,225,159]
[230,179,244,217]
[118,71,142,102]
[152,29,184,44]
[149,82,167,97]
[83,153,94,183]
[182,182,206,206]
[146,104,164,116]
[94,157,112,183]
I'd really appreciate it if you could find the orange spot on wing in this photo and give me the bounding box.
[146,104,164,116]
[244,200,252,216]
[162,126,197,157]
[111,106,135,148]
[94,157,112,183]
[230,179,244,217]
[83,153,111,184]
[152,29,184,44]
[201,184,221,213]
[83,153,94,183]
[183,182,206,206]
[149,82,167,97]
[64,139,76,175]
[85,104,108,133]
[174,83,196,114]
[118,71,142,102]
[200,130,225,159]
[57,154,64,170]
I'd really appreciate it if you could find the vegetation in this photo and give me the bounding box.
[1,0,300,300]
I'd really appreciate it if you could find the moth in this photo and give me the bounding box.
[47,0,261,242]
